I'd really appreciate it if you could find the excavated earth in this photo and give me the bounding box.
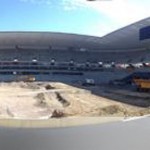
[0,82,149,119]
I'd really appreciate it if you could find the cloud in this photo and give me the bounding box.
[62,0,87,10]
[90,0,149,25]
[20,0,52,5]
[19,0,150,24]
[19,0,150,36]
[62,0,150,36]
[84,21,119,37]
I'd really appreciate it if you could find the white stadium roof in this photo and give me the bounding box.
[100,17,150,50]
[0,17,149,52]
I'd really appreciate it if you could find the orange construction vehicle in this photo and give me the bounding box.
[16,75,36,82]
[133,78,150,92]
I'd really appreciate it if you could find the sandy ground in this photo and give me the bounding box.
[0,82,149,119]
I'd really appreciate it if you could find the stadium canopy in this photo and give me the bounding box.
[0,17,149,52]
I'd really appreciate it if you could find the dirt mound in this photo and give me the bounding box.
[45,84,55,90]
[51,109,65,118]
[0,82,149,119]
[35,93,48,108]
[99,105,126,116]
[55,92,70,107]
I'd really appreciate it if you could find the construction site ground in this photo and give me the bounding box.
[0,81,149,119]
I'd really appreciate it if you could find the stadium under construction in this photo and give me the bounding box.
[0,17,150,84]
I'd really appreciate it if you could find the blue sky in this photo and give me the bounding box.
[0,0,149,37]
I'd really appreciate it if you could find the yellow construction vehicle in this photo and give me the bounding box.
[16,75,36,82]
[133,78,150,92]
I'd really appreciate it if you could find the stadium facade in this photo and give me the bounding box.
[0,17,150,83]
